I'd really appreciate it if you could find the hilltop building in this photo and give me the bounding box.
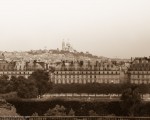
[62,41,75,52]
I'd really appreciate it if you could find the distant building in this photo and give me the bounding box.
[128,57,150,84]
[0,54,49,79]
[50,61,123,84]
[62,40,75,52]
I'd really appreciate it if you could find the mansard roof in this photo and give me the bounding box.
[55,61,119,71]
[129,57,150,71]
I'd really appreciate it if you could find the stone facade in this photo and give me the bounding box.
[0,55,49,79]
[50,61,122,84]
[128,57,150,84]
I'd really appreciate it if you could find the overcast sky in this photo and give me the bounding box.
[0,0,150,58]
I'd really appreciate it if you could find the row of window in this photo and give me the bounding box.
[55,71,120,75]
[54,75,119,79]
[0,74,30,79]
[54,79,120,84]
[56,68,119,71]
[131,75,150,79]
[0,71,33,75]
[130,68,150,71]
[130,71,150,74]
[130,80,150,84]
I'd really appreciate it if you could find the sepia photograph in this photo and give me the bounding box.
[0,0,150,119]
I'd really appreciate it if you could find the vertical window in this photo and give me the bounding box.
[3,65,5,70]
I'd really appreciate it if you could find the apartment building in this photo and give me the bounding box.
[128,57,150,84]
[0,54,49,79]
[50,61,122,84]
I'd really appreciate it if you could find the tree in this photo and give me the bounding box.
[29,70,52,97]
[138,84,150,97]
[68,108,75,116]
[89,110,98,116]
[10,76,19,91]
[0,75,10,93]
[120,85,141,116]
[0,75,9,81]
[44,105,66,116]
[17,77,38,98]
[32,112,39,116]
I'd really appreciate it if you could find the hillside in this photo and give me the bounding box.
[2,49,107,62]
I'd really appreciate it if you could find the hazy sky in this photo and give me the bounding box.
[0,0,150,58]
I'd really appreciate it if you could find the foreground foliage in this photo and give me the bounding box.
[51,83,150,95]
[0,70,52,98]
[121,85,142,116]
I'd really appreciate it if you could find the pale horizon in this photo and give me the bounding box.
[0,0,150,59]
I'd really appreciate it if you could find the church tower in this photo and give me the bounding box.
[62,40,65,51]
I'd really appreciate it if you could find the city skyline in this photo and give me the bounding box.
[0,0,150,58]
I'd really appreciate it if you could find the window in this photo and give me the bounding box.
[3,65,5,70]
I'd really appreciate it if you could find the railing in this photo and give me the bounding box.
[0,116,150,120]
